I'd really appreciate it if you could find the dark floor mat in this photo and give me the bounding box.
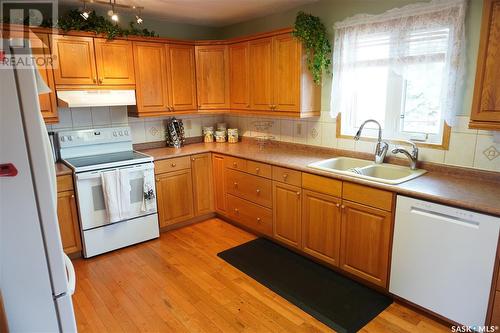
[218,238,392,333]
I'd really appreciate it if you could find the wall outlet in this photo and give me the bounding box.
[296,123,302,135]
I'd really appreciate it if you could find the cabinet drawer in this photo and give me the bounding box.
[57,175,74,192]
[155,156,191,174]
[247,160,272,179]
[226,169,272,208]
[343,182,393,211]
[302,173,342,197]
[225,156,247,172]
[227,194,272,236]
[272,166,301,187]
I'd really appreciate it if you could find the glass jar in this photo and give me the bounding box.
[203,126,214,143]
[227,128,239,143]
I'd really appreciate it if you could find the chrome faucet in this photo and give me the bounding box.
[353,119,389,164]
[392,141,419,170]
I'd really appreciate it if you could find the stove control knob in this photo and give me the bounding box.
[68,136,73,141]
[124,130,129,136]
[119,131,123,136]
[113,131,118,137]
[60,136,66,142]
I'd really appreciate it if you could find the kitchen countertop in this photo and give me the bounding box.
[55,162,72,176]
[139,141,500,217]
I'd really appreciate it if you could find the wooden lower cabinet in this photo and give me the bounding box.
[191,153,213,216]
[301,190,342,267]
[156,168,194,227]
[273,181,301,248]
[56,190,82,254]
[227,194,273,236]
[212,154,227,214]
[340,200,392,287]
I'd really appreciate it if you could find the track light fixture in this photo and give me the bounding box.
[80,0,92,20]
[79,0,144,24]
[134,7,143,24]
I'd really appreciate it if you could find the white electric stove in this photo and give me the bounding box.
[58,127,159,257]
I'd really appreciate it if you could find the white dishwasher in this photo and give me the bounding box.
[390,196,499,327]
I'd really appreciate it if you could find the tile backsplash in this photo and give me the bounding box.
[46,107,499,172]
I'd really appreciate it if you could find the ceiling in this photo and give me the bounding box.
[61,0,318,27]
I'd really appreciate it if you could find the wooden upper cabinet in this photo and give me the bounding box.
[32,33,58,123]
[195,45,230,110]
[132,41,169,115]
[94,38,135,85]
[339,201,392,287]
[166,44,197,111]
[249,37,273,111]
[470,0,500,129]
[273,34,301,112]
[301,190,342,267]
[229,42,250,109]
[191,153,213,216]
[273,181,301,248]
[52,35,97,85]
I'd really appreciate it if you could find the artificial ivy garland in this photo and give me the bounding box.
[57,9,158,39]
[293,11,332,85]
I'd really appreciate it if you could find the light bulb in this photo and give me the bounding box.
[135,15,143,24]
[80,9,91,20]
[111,13,119,22]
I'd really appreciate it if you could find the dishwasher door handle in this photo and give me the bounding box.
[410,207,479,229]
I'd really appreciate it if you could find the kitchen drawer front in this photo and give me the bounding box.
[343,182,393,211]
[302,173,342,197]
[224,156,247,172]
[155,156,191,174]
[57,175,74,192]
[246,160,272,179]
[226,169,272,208]
[272,166,301,187]
[227,194,273,236]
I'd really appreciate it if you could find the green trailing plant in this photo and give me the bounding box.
[57,9,157,39]
[293,11,331,85]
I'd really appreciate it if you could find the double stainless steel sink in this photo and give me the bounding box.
[308,157,426,185]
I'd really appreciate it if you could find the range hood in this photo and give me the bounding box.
[56,90,136,108]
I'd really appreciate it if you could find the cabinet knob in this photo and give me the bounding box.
[233,182,238,188]
[93,77,97,83]
[282,173,288,179]
[246,104,250,108]
[191,157,195,161]
[336,203,340,208]
[255,167,260,173]
[256,189,261,194]
[233,162,237,167]
[234,208,239,214]
[155,178,159,182]
[98,78,103,84]
[296,191,300,196]
[341,205,345,209]
[171,163,176,167]
[171,106,175,111]
[256,217,261,223]
[71,194,75,198]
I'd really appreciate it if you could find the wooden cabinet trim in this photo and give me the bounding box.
[342,182,393,212]
[273,181,302,248]
[272,166,301,187]
[191,153,213,216]
[302,173,342,198]
[155,156,191,174]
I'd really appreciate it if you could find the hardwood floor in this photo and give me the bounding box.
[72,218,450,332]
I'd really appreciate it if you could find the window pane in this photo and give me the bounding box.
[352,66,388,128]
[401,62,444,134]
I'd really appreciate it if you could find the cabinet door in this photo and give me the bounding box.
[273,181,301,248]
[94,38,135,85]
[302,190,342,266]
[166,44,197,111]
[52,35,97,85]
[195,45,230,109]
[133,42,169,114]
[156,169,194,227]
[191,153,213,216]
[273,34,300,112]
[340,200,392,287]
[229,42,250,109]
[32,33,58,123]
[249,38,273,111]
[212,154,227,214]
[57,190,82,255]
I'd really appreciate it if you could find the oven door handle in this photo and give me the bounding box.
[75,163,154,181]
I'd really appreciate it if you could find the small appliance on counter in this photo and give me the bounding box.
[165,117,185,148]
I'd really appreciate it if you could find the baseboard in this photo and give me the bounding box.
[160,212,216,232]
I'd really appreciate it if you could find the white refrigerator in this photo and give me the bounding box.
[0,40,77,331]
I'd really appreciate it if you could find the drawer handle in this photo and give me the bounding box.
[191,157,195,161]
[256,189,260,194]
[71,194,75,198]
[256,217,261,223]
[296,191,300,197]
[171,163,176,167]
[233,182,238,188]
[341,205,345,209]
[156,177,160,182]
[282,173,288,179]
[233,162,237,167]
[255,167,260,173]
[234,208,239,214]
[336,203,340,208]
